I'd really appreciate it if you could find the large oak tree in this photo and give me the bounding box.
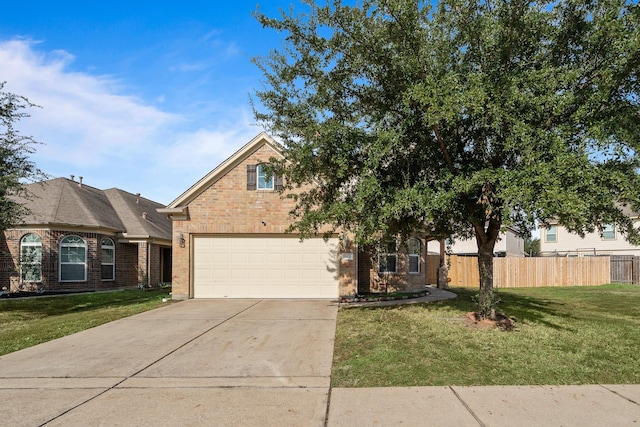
[252,0,640,318]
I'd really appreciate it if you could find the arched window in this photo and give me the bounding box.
[60,236,87,282]
[20,233,42,282]
[101,238,115,281]
[408,238,421,274]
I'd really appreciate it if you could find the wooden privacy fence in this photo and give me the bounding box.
[445,255,612,288]
[610,255,640,284]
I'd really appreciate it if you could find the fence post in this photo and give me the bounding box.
[633,256,640,285]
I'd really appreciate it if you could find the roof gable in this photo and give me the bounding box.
[165,132,284,208]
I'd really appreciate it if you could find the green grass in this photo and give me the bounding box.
[0,289,172,356]
[332,284,640,387]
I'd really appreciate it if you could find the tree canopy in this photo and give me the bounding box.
[252,0,640,316]
[0,82,44,231]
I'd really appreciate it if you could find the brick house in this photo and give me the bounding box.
[158,132,430,300]
[0,177,172,294]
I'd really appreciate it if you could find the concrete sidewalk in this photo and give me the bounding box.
[1,297,639,426]
[328,385,640,426]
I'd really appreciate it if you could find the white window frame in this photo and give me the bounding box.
[20,233,42,282]
[59,235,87,282]
[378,240,397,274]
[545,225,557,243]
[408,238,421,274]
[101,238,115,281]
[256,164,274,190]
[602,224,616,240]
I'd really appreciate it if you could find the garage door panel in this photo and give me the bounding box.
[266,253,285,264]
[193,236,339,299]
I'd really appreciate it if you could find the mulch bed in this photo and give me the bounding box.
[465,311,515,331]
[340,290,429,304]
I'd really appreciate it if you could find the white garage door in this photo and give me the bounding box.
[193,236,339,298]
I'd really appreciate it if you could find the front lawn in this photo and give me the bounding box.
[332,284,640,387]
[0,289,172,356]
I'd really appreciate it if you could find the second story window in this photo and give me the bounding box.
[247,164,282,191]
[257,164,274,190]
[545,225,557,243]
[602,224,616,240]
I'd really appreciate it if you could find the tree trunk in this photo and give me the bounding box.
[477,245,496,320]
[474,220,500,320]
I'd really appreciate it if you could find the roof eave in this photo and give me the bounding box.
[156,207,189,220]
[118,234,172,246]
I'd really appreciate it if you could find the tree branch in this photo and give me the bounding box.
[433,124,456,175]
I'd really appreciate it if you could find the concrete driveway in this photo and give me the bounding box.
[0,299,337,426]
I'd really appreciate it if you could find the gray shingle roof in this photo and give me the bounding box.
[13,178,171,241]
[104,188,172,239]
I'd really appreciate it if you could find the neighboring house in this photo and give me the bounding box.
[158,132,430,300]
[0,177,172,293]
[539,210,640,257]
[426,229,526,257]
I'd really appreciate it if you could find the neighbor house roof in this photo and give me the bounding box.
[12,177,171,243]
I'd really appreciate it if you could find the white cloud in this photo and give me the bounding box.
[0,39,260,205]
[0,39,178,164]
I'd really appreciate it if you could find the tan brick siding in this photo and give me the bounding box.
[357,239,428,294]
[170,143,357,299]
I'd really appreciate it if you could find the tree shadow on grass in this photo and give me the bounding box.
[353,287,574,331]
[438,287,573,331]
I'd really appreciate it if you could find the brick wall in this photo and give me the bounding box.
[171,142,357,299]
[358,239,428,294]
[1,229,145,293]
[0,232,17,291]
[143,243,163,287]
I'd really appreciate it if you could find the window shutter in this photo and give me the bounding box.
[275,175,283,191]
[247,165,257,190]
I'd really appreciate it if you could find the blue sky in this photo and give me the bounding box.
[1,1,301,205]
